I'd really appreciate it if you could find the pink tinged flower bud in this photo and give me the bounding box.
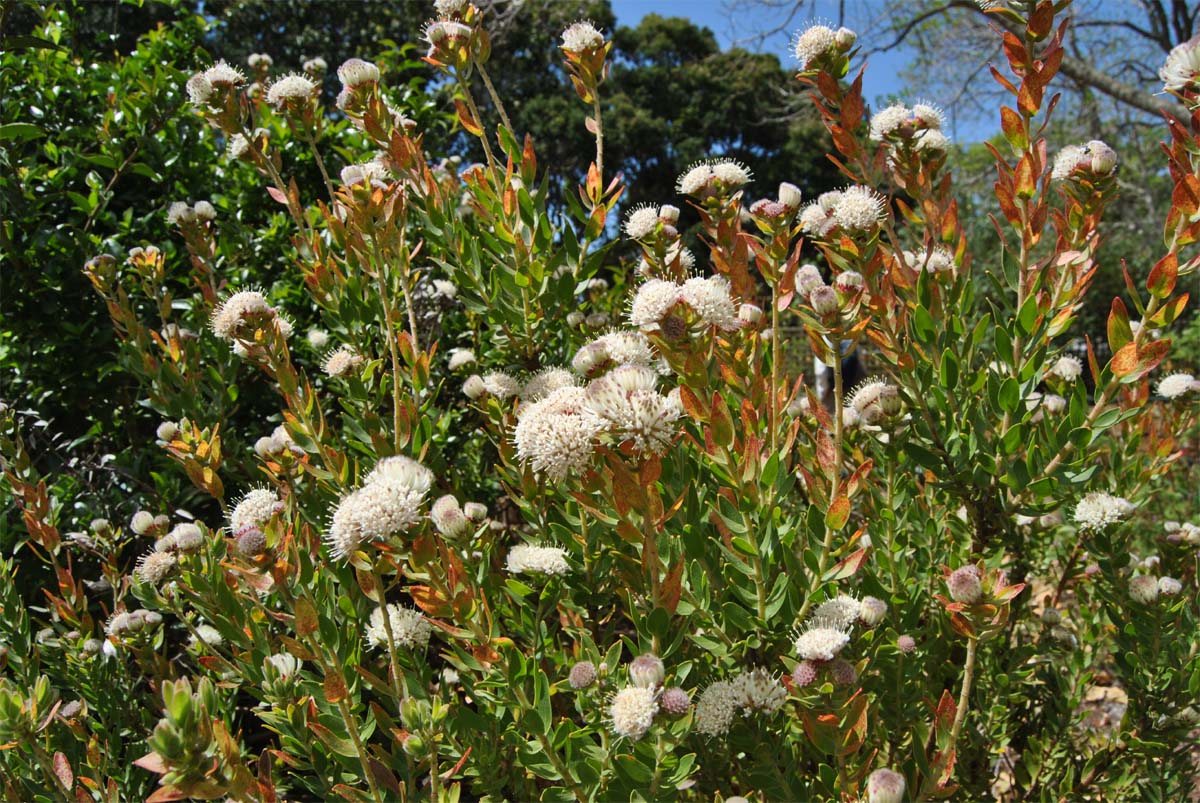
[658,204,680,224]
[829,658,857,686]
[1130,575,1159,604]
[431,495,471,539]
[462,502,488,522]
[791,660,818,687]
[337,58,379,88]
[835,27,857,51]
[236,525,267,556]
[1157,576,1182,597]
[568,660,597,689]
[867,768,906,803]
[628,653,665,689]
[566,311,585,327]
[896,635,916,654]
[463,374,485,400]
[797,263,824,294]
[778,182,803,211]
[738,304,763,325]
[858,596,888,627]
[834,270,863,295]
[751,198,788,218]
[810,286,839,316]
[156,421,180,442]
[947,566,982,604]
[659,686,691,716]
[1087,140,1117,175]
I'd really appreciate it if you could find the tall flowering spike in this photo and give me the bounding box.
[561,20,610,106]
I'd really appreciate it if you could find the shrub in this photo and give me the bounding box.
[2,2,1199,801]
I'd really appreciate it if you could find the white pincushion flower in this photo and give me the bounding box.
[482,372,520,400]
[676,161,714,195]
[629,279,682,329]
[135,551,177,585]
[1051,141,1115,180]
[513,386,600,479]
[794,626,850,661]
[911,101,945,129]
[1042,394,1067,414]
[1051,145,1085,180]
[793,23,838,69]
[914,128,950,152]
[832,185,886,231]
[811,594,862,629]
[562,21,605,52]
[210,290,274,339]
[520,367,577,402]
[609,686,657,740]
[585,365,681,454]
[266,73,317,108]
[1161,38,1200,91]
[322,345,364,378]
[1157,372,1198,399]
[904,246,954,274]
[1073,492,1134,531]
[733,668,786,714]
[505,543,570,576]
[190,624,224,647]
[1049,355,1083,382]
[230,488,282,532]
[203,61,245,86]
[186,74,213,106]
[712,160,752,188]
[327,482,425,559]
[366,455,434,495]
[680,275,739,331]
[366,604,431,649]
[167,202,195,226]
[694,680,740,737]
[624,205,660,240]
[265,652,301,677]
[337,58,379,87]
[598,331,656,367]
[193,200,215,220]
[340,159,389,186]
[869,103,911,141]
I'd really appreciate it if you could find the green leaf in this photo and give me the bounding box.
[0,123,45,142]
[998,377,1020,413]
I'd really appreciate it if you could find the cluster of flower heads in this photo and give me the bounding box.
[605,654,691,740]
[1164,520,1200,546]
[869,101,949,153]
[1050,140,1118,181]
[799,186,887,239]
[1073,491,1135,531]
[365,604,432,649]
[166,200,216,227]
[693,667,787,738]
[106,609,163,639]
[253,424,302,461]
[134,522,207,586]
[846,377,903,426]
[790,593,886,691]
[326,456,433,560]
[186,61,245,108]
[675,159,753,197]
[792,22,856,71]
[901,245,955,275]
[628,275,740,333]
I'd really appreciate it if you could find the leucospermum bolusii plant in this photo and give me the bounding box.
[1,0,1198,800]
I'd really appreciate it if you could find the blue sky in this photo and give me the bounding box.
[609,0,992,141]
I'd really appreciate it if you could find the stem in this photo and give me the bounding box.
[371,564,407,702]
[591,90,604,180]
[475,60,513,135]
[649,732,666,797]
[304,129,337,204]
[372,236,406,452]
[921,637,978,799]
[799,343,845,621]
[511,686,586,803]
[31,741,70,803]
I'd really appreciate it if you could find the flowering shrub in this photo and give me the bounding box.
[3,1,1200,801]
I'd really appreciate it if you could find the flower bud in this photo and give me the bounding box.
[566,311,585,327]
[658,204,680,224]
[834,270,863,297]
[628,653,665,689]
[810,286,839,316]
[791,660,818,687]
[131,511,156,535]
[1157,576,1183,596]
[463,375,485,400]
[659,686,690,716]
[235,526,267,556]
[156,421,180,442]
[1087,140,1117,175]
[90,518,112,536]
[778,182,803,211]
[1129,575,1159,604]
[947,565,982,604]
[867,768,906,803]
[402,733,426,756]
[568,661,597,689]
[858,596,888,627]
[797,263,824,294]
[462,502,488,522]
[835,27,857,51]
[896,635,916,654]
[431,495,471,539]
[738,303,763,325]
[829,658,857,686]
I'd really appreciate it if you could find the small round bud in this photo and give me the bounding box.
[402,733,426,756]
[462,502,488,522]
[835,27,857,51]
[90,518,112,536]
[236,526,267,556]
[738,303,763,325]
[569,660,597,689]
[152,514,170,533]
[791,660,818,687]
[156,421,180,442]
[659,686,690,716]
[1041,607,1062,625]
[810,286,839,316]
[796,263,824,294]
[142,611,163,627]
[82,639,103,656]
[658,204,680,224]
[866,768,906,803]
[58,700,84,720]
[896,635,916,654]
[778,181,803,211]
[828,658,857,686]
[431,495,471,539]
[463,375,485,400]
[566,311,585,327]
[858,596,888,627]
[1129,575,1159,604]
[628,653,665,689]
[130,511,156,535]
[1157,576,1183,596]
[834,271,863,296]
[947,565,982,604]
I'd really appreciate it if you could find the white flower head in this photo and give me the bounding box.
[513,386,600,479]
[609,686,657,740]
[203,60,245,87]
[482,372,521,400]
[230,488,283,533]
[1157,372,1198,399]
[794,626,850,661]
[366,455,434,495]
[585,365,681,454]
[266,73,317,108]
[322,345,364,378]
[811,594,861,629]
[337,58,380,87]
[1161,37,1200,91]
[793,23,838,69]
[447,348,476,371]
[832,185,886,231]
[1049,354,1083,382]
[869,103,911,141]
[624,205,660,240]
[562,21,605,52]
[694,680,740,737]
[733,667,786,714]
[1073,491,1134,531]
[366,604,431,649]
[326,482,425,560]
[210,290,274,339]
[505,543,570,576]
[520,367,577,402]
[629,279,682,330]
[676,161,714,195]
[680,275,740,331]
